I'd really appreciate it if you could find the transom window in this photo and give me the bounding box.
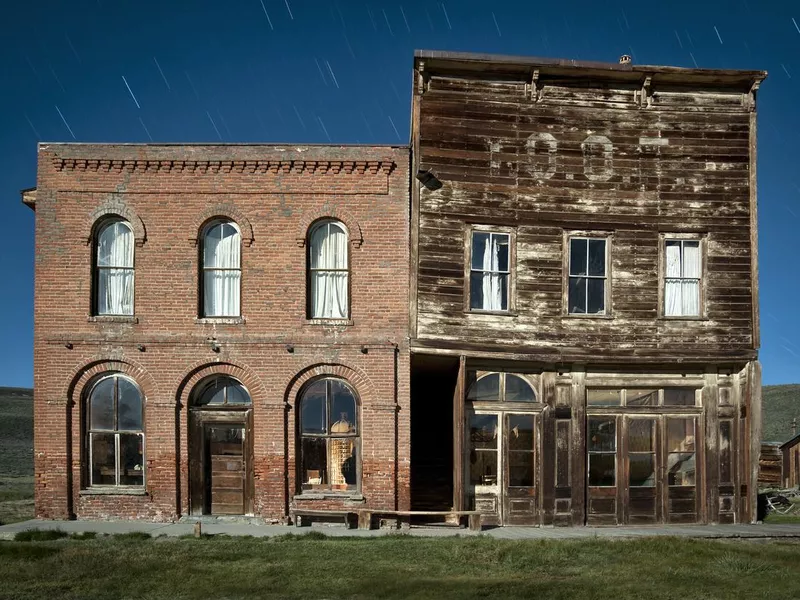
[466,372,537,403]
[586,387,698,407]
[298,378,358,492]
[568,236,608,315]
[194,376,251,407]
[95,219,134,316]
[469,230,510,312]
[664,239,702,317]
[202,220,241,317]
[308,220,349,319]
[85,374,144,488]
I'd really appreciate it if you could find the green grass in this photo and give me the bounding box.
[762,384,800,444]
[0,535,799,599]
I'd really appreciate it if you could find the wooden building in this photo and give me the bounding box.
[781,434,800,488]
[408,51,766,525]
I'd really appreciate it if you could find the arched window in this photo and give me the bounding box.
[193,376,251,407]
[298,378,358,492]
[308,220,349,319]
[95,219,134,315]
[85,374,144,487]
[201,220,241,317]
[466,373,537,403]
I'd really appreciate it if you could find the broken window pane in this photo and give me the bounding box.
[91,432,116,486]
[505,375,536,402]
[588,454,615,486]
[627,389,658,406]
[587,389,621,406]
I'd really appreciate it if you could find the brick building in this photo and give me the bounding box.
[25,144,410,522]
[26,50,766,527]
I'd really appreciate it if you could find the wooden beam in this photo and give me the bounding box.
[452,355,466,512]
[703,369,719,523]
[570,366,586,526]
[749,106,760,350]
[748,360,762,523]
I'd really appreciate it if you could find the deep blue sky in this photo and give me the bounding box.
[1,0,798,387]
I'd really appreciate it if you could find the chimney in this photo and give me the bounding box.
[619,54,632,65]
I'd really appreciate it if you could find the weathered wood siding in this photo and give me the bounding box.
[413,70,757,363]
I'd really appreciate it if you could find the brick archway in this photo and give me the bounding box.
[66,356,158,405]
[191,204,255,247]
[85,203,147,247]
[284,362,376,409]
[175,361,266,407]
[295,205,363,248]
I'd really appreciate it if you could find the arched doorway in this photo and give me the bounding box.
[188,376,254,515]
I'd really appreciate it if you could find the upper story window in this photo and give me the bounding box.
[85,373,144,488]
[202,220,241,317]
[95,219,134,315]
[308,220,349,319]
[664,238,702,317]
[469,229,511,312]
[568,236,608,315]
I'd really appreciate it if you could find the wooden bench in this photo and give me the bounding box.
[291,508,483,531]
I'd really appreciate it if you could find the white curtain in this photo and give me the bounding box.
[97,221,134,315]
[203,222,241,317]
[665,241,700,317]
[310,221,348,319]
[481,235,503,311]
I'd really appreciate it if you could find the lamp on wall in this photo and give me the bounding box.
[208,338,220,353]
[416,168,442,191]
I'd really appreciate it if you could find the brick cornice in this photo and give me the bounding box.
[52,157,396,176]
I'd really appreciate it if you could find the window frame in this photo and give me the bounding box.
[83,373,145,490]
[465,371,540,408]
[563,231,612,317]
[296,377,361,495]
[306,219,351,321]
[199,219,243,319]
[585,387,701,409]
[92,218,135,317]
[192,376,252,409]
[464,224,516,315]
[659,233,707,319]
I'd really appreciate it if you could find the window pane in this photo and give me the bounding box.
[568,277,586,314]
[196,379,226,406]
[587,389,621,406]
[667,419,696,453]
[204,222,240,269]
[628,419,655,452]
[586,278,605,314]
[204,270,240,317]
[471,232,489,270]
[91,432,116,485]
[668,453,696,486]
[664,388,696,406]
[682,241,701,278]
[225,381,250,405]
[682,280,700,316]
[119,434,144,486]
[569,239,587,275]
[508,451,534,487]
[310,272,348,319]
[498,273,509,310]
[588,454,615,486]
[97,221,133,268]
[588,418,616,452]
[627,389,658,406]
[300,437,327,489]
[329,437,357,489]
[310,221,347,270]
[508,414,534,451]
[469,450,498,486]
[90,378,115,430]
[330,380,357,435]
[469,271,484,310]
[588,239,606,276]
[467,374,500,402]
[665,241,682,278]
[495,234,510,272]
[629,454,655,487]
[469,414,498,450]
[301,381,326,434]
[505,375,536,403]
[117,378,142,430]
[97,268,134,315]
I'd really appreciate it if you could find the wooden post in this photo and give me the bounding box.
[540,371,556,525]
[452,355,466,513]
[748,361,762,523]
[570,366,586,526]
[193,522,202,538]
[704,368,719,524]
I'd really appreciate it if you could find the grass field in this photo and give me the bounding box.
[0,534,799,600]
[0,388,33,525]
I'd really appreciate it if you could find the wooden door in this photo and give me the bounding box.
[586,416,619,525]
[503,413,537,525]
[205,424,245,515]
[623,417,660,524]
[664,417,700,523]
[467,412,501,524]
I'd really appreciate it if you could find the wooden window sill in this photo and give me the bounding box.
[80,487,147,496]
[305,319,354,326]
[195,317,246,325]
[658,316,709,321]
[563,313,613,319]
[465,310,517,317]
[88,315,138,324]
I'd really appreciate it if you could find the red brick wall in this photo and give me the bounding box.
[32,143,410,521]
